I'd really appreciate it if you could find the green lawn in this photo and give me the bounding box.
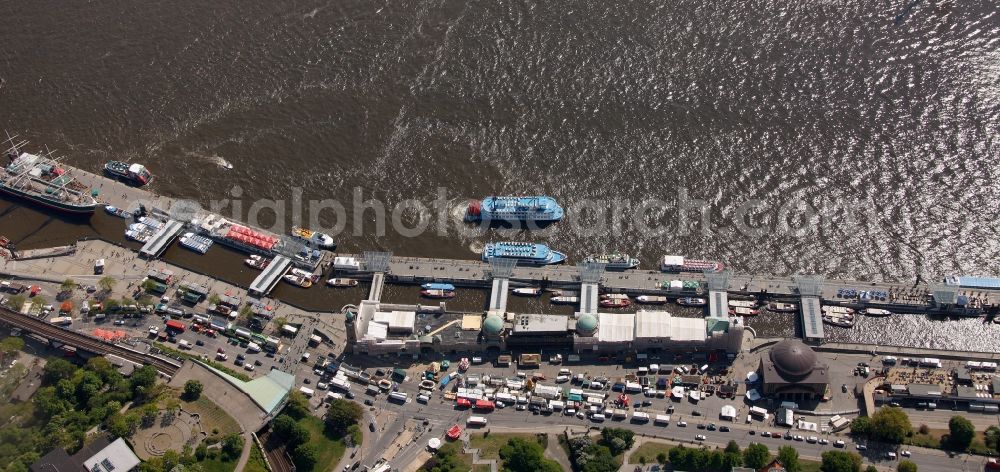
[245,442,270,472]
[469,432,546,460]
[182,395,241,438]
[196,457,239,472]
[629,441,676,464]
[298,415,348,472]
[423,441,490,472]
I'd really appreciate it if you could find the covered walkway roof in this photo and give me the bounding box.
[250,255,291,296]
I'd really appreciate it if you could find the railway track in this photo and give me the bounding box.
[258,430,295,472]
[0,307,181,376]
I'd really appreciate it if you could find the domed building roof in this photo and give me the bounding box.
[483,315,504,335]
[768,339,818,380]
[576,314,598,335]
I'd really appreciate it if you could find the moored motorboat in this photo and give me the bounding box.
[583,253,640,270]
[822,305,855,315]
[104,160,152,186]
[327,278,359,288]
[730,306,760,316]
[290,267,319,282]
[512,287,542,296]
[728,300,757,308]
[636,295,668,304]
[823,313,855,328]
[864,308,892,317]
[104,205,133,219]
[767,302,799,313]
[421,289,455,299]
[550,296,579,305]
[599,298,631,309]
[179,232,213,254]
[245,255,270,270]
[283,274,313,288]
[677,297,707,307]
[291,226,336,249]
[600,293,629,301]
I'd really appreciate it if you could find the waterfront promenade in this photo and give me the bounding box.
[19,163,1000,319]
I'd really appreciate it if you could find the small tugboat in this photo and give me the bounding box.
[863,308,892,317]
[767,302,799,313]
[600,293,630,301]
[290,226,336,249]
[677,297,707,307]
[104,160,153,186]
[179,232,213,254]
[103,204,133,219]
[599,298,631,309]
[551,296,579,304]
[636,295,668,304]
[327,278,359,288]
[283,273,313,288]
[512,287,542,296]
[730,306,760,316]
[422,283,456,291]
[421,289,455,299]
[244,255,269,270]
[728,299,758,308]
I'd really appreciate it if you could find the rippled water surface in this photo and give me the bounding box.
[1,0,998,349]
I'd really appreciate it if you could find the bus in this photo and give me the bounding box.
[467,416,488,427]
[631,411,650,423]
[299,386,315,398]
[49,316,72,326]
[654,414,671,425]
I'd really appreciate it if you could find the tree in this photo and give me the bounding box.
[324,399,363,437]
[743,443,771,469]
[499,437,561,472]
[293,443,318,471]
[43,358,78,383]
[778,446,801,472]
[130,365,158,399]
[0,336,25,363]
[272,414,310,448]
[868,407,912,444]
[820,450,862,472]
[656,452,667,465]
[208,293,221,305]
[897,460,918,472]
[851,416,871,436]
[274,316,288,330]
[985,425,1000,454]
[182,380,203,400]
[60,301,74,313]
[865,467,878,472]
[284,391,311,420]
[947,415,975,451]
[725,440,741,454]
[60,278,76,293]
[599,428,635,455]
[221,433,244,460]
[98,276,117,292]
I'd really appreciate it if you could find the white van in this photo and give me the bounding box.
[590,413,606,422]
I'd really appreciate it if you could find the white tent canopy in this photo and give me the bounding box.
[746,371,759,383]
[745,389,761,401]
[720,405,737,419]
[428,438,442,450]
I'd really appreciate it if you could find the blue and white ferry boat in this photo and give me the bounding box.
[481,242,567,266]
[421,283,456,291]
[466,196,564,223]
